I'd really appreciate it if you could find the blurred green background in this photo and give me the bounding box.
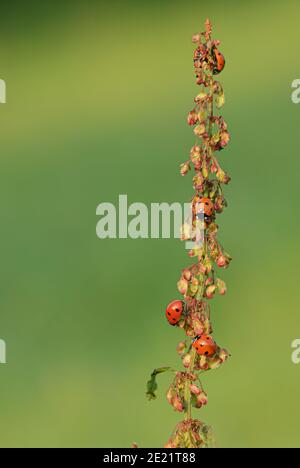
[0,0,300,448]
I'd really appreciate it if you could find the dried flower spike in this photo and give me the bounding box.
[144,19,232,448]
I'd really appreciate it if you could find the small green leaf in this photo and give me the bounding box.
[152,367,171,375]
[146,375,158,400]
[146,367,171,401]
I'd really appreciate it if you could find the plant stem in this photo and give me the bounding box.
[185,346,197,420]
[207,75,214,154]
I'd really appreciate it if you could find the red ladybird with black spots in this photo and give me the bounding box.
[192,334,217,357]
[212,46,225,74]
[165,300,184,326]
[200,197,214,217]
[195,197,215,227]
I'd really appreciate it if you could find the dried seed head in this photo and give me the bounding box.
[217,254,231,268]
[192,33,201,43]
[182,353,191,368]
[187,110,198,126]
[216,278,227,295]
[206,284,217,299]
[195,392,208,408]
[177,278,189,295]
[180,161,191,176]
[177,341,186,355]
[173,395,184,413]
[182,269,192,281]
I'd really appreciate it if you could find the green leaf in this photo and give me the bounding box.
[146,376,158,400]
[146,367,171,401]
[152,367,171,375]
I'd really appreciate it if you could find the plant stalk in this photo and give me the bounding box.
[185,347,197,420]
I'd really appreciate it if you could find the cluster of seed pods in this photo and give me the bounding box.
[146,20,232,449]
[165,18,231,377]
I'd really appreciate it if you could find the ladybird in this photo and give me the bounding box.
[200,198,214,217]
[166,300,184,326]
[192,335,217,357]
[212,47,225,74]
